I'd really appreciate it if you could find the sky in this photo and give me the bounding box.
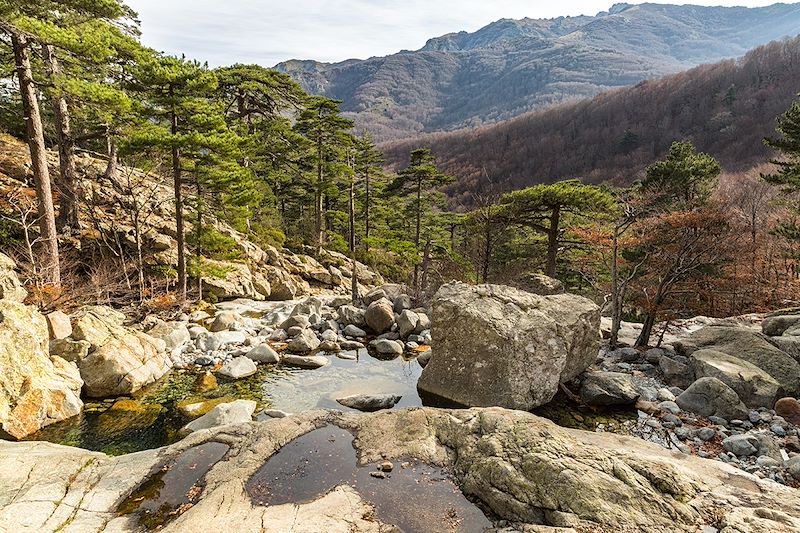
[124,0,784,67]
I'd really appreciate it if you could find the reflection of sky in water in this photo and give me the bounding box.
[263,349,423,412]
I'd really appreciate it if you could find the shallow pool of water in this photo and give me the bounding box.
[22,349,424,455]
[246,425,492,533]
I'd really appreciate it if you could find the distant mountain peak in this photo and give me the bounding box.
[274,2,800,142]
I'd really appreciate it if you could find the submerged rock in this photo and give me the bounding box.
[180,399,256,435]
[0,300,83,439]
[418,282,600,410]
[281,354,329,369]
[336,394,402,412]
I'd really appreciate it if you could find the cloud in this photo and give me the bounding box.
[125,0,782,66]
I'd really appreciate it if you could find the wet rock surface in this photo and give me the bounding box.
[2,408,800,532]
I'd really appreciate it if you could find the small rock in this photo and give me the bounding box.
[697,428,716,441]
[369,471,386,479]
[579,371,640,406]
[210,311,242,332]
[380,461,394,472]
[340,340,365,351]
[281,354,329,369]
[319,340,341,352]
[658,401,681,415]
[180,399,256,435]
[344,325,367,338]
[657,388,676,402]
[246,344,281,364]
[722,434,759,457]
[288,329,321,353]
[775,397,800,426]
[374,339,403,356]
[217,356,258,379]
[336,393,402,412]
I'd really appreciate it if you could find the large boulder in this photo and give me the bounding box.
[689,349,782,409]
[509,272,565,295]
[0,253,26,302]
[0,300,83,439]
[147,320,191,352]
[2,408,799,532]
[201,260,265,301]
[674,326,800,396]
[262,265,308,301]
[579,372,640,406]
[72,306,172,398]
[417,283,600,410]
[762,315,800,337]
[675,377,749,421]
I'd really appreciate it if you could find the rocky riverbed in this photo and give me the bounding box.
[6,257,800,531]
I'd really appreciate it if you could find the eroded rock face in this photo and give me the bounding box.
[201,260,265,301]
[418,283,600,410]
[72,306,171,398]
[1,408,799,532]
[0,300,82,439]
[0,253,26,302]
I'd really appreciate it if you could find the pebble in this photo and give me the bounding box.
[380,461,394,472]
[658,401,681,415]
[697,428,716,441]
[369,471,387,479]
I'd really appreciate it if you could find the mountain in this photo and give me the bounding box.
[379,36,800,207]
[275,2,800,142]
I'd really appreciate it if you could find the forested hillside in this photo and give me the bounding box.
[276,2,800,141]
[381,36,800,206]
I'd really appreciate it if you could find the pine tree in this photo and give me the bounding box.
[763,96,800,241]
[294,97,354,247]
[390,148,454,289]
[126,54,233,300]
[6,0,136,229]
[0,13,60,284]
[354,132,386,249]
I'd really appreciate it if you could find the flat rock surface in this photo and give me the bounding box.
[2,407,800,532]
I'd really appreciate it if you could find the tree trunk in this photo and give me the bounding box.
[13,34,60,285]
[545,205,560,277]
[610,225,621,349]
[413,177,422,292]
[636,313,657,348]
[315,122,324,248]
[420,239,432,296]
[196,178,203,299]
[43,45,79,230]
[104,129,118,181]
[364,166,370,250]
[170,93,187,300]
[482,210,492,284]
[348,178,355,252]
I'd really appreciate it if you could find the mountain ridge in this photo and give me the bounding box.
[274,2,800,142]
[379,35,800,207]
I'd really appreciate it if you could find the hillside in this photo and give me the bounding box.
[275,2,800,141]
[380,36,800,207]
